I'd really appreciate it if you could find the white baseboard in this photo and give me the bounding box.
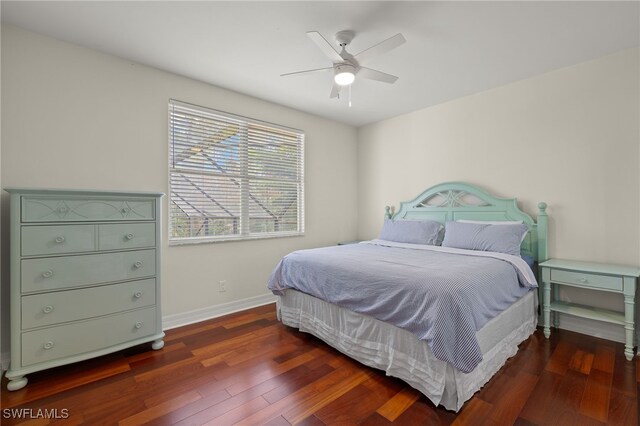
[556,316,627,345]
[162,293,277,330]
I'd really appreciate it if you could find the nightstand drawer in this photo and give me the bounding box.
[21,279,156,330]
[549,269,623,291]
[98,223,155,251]
[22,225,95,256]
[21,307,157,366]
[22,197,154,222]
[21,249,156,293]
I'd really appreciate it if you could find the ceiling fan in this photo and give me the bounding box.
[281,30,406,105]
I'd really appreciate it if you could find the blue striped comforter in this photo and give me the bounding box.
[268,240,537,373]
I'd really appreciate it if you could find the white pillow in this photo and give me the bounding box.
[456,220,527,242]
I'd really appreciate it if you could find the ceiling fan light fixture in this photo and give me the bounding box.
[334,64,355,86]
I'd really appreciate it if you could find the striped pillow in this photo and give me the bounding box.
[442,221,528,256]
[379,219,443,246]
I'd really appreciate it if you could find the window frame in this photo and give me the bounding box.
[168,99,305,245]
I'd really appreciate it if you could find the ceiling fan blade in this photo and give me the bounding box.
[280,67,333,77]
[354,33,406,65]
[307,31,344,63]
[358,67,399,84]
[330,82,340,99]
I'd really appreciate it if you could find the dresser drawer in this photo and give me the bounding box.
[98,223,155,251]
[21,249,156,293]
[21,307,157,366]
[549,269,623,291]
[22,197,154,222]
[21,279,156,330]
[22,225,95,256]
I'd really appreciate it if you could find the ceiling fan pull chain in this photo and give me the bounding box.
[349,85,352,108]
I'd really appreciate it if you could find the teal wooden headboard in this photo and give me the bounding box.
[385,182,548,262]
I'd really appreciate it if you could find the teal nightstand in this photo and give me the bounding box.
[540,259,640,360]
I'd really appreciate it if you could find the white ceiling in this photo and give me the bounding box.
[2,1,639,127]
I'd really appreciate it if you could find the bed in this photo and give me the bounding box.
[268,182,548,411]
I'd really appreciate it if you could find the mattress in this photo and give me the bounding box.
[269,241,536,372]
[277,289,537,411]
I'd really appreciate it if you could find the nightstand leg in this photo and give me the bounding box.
[623,279,635,360]
[543,280,551,338]
[553,284,560,328]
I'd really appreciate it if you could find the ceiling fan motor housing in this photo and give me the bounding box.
[335,30,355,47]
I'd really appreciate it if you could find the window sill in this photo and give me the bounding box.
[168,232,305,246]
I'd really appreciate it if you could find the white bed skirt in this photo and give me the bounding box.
[277,290,537,411]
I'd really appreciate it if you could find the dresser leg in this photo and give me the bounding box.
[151,339,164,350]
[7,376,28,391]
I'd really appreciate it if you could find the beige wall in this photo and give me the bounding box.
[357,48,640,341]
[2,23,638,355]
[0,25,358,331]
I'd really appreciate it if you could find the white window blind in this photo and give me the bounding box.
[169,100,304,243]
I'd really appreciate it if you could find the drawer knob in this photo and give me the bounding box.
[134,291,142,299]
[121,207,130,214]
[133,261,143,269]
[135,322,143,329]
[42,270,54,279]
[57,207,68,213]
[54,236,65,244]
[43,305,54,314]
[43,341,55,350]
[126,233,135,240]
[579,277,588,283]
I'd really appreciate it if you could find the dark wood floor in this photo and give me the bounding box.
[1,303,637,425]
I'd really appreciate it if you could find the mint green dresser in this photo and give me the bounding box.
[5,189,165,391]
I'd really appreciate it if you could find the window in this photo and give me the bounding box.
[169,100,304,243]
